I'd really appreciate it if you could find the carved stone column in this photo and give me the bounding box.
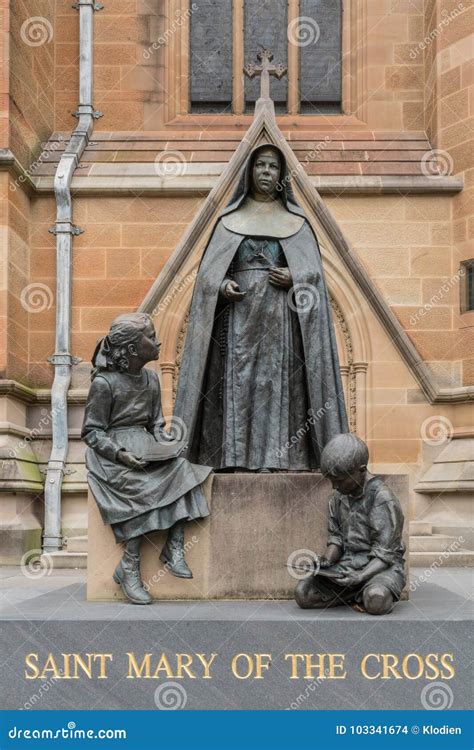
[353,362,368,440]
[159,362,176,419]
[340,364,350,410]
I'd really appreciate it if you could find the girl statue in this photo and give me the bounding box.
[82,313,211,605]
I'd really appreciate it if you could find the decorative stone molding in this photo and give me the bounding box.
[328,296,357,433]
[31,173,464,195]
[353,362,369,440]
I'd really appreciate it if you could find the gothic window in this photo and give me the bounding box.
[189,0,342,114]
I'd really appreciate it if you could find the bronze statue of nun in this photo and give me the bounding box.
[82,313,211,604]
[174,144,348,472]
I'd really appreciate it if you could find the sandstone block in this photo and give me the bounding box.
[87,474,410,601]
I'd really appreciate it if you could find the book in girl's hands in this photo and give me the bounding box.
[139,440,187,462]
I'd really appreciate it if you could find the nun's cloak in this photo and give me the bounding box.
[174,145,348,471]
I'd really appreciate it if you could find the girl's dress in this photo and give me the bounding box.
[82,368,211,542]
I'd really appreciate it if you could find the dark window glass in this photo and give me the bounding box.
[190,0,233,113]
[298,0,342,114]
[469,266,474,311]
[244,0,288,113]
[461,260,474,313]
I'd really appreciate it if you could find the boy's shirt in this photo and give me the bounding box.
[325,472,406,580]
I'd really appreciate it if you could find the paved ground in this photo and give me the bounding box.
[0,565,472,621]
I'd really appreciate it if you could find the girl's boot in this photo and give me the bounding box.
[159,522,193,579]
[113,545,152,604]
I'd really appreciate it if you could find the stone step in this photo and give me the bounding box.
[410,534,464,553]
[410,550,474,567]
[43,551,87,570]
[65,535,88,553]
[433,525,474,551]
[409,520,432,536]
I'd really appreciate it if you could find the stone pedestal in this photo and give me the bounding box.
[87,473,409,601]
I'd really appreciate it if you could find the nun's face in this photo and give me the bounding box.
[251,148,281,198]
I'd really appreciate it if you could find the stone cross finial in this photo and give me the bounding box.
[243,49,287,100]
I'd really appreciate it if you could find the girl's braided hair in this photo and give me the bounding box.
[91,312,153,379]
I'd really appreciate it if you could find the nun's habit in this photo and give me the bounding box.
[174,144,348,471]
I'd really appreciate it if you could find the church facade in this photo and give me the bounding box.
[0,0,472,567]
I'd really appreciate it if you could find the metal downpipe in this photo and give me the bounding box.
[42,0,102,553]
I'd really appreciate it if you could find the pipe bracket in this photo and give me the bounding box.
[40,465,76,477]
[42,534,63,550]
[49,222,84,236]
[72,1,104,10]
[72,108,103,120]
[48,354,83,366]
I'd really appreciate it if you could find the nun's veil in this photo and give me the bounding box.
[221,144,305,219]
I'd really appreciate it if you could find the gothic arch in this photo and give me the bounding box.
[150,248,372,438]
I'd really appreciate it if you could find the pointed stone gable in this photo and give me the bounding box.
[138,97,452,405]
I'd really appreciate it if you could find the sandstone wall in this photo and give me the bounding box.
[0,1,471,559]
[423,0,474,384]
[24,191,472,388]
[9,0,55,168]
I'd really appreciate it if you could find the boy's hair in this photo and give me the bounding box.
[320,433,369,476]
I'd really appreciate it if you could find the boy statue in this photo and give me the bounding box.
[294,433,406,616]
